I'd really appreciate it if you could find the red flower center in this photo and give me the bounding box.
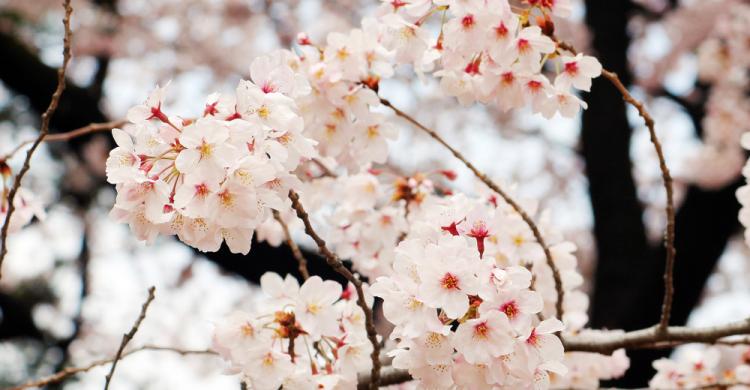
[441,273,460,290]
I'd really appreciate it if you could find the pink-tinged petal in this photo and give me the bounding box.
[539,360,568,375]
[442,292,469,319]
[536,334,564,361]
[112,128,133,149]
[222,227,253,255]
[175,149,200,173]
[518,290,544,314]
[536,318,565,334]
[127,106,151,123]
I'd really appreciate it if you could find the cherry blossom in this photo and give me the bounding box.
[213,272,372,388]
[106,51,317,254]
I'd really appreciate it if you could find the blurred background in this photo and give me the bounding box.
[0,0,749,388]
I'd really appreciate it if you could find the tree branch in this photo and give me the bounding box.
[562,317,750,355]
[0,0,74,280]
[354,320,750,388]
[601,69,676,333]
[103,286,156,390]
[556,39,677,333]
[287,190,381,389]
[7,345,216,390]
[1,120,126,161]
[357,366,412,389]
[272,210,309,280]
[378,97,565,321]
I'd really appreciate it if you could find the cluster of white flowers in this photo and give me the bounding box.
[100,1,632,388]
[369,192,619,388]
[556,348,630,389]
[650,346,750,389]
[213,273,373,389]
[106,51,317,254]
[294,22,398,171]
[324,173,409,278]
[0,162,45,233]
[284,0,603,172]
[686,2,750,189]
[375,0,601,118]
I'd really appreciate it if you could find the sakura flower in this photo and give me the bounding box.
[442,1,488,56]
[294,276,343,339]
[0,186,45,234]
[371,274,444,338]
[512,26,556,70]
[540,82,589,119]
[453,311,515,363]
[529,0,574,17]
[520,318,566,364]
[480,289,544,331]
[459,207,494,258]
[554,54,603,92]
[175,119,235,177]
[250,50,310,97]
[126,82,173,124]
[212,311,268,368]
[335,336,374,376]
[105,128,143,184]
[416,236,481,319]
[324,31,368,82]
[242,347,295,390]
[352,113,397,165]
[260,272,300,305]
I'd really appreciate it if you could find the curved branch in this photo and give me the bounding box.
[7,345,217,390]
[103,286,156,390]
[378,97,565,321]
[272,209,309,280]
[0,0,74,280]
[556,39,677,333]
[1,120,125,161]
[287,190,381,389]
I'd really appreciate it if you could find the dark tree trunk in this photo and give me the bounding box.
[583,0,742,386]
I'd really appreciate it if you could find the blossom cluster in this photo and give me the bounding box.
[0,162,45,234]
[213,273,373,389]
[374,0,601,118]
[106,51,317,254]
[323,173,409,278]
[710,4,750,247]
[687,2,750,189]
[294,22,398,170]
[285,0,603,171]
[369,191,616,388]
[650,346,750,389]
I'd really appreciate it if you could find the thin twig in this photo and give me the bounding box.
[273,210,309,280]
[7,345,216,390]
[53,212,91,371]
[287,190,380,389]
[602,68,676,332]
[0,0,74,280]
[0,120,127,161]
[555,39,676,333]
[103,286,156,390]
[311,158,337,178]
[379,97,565,321]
